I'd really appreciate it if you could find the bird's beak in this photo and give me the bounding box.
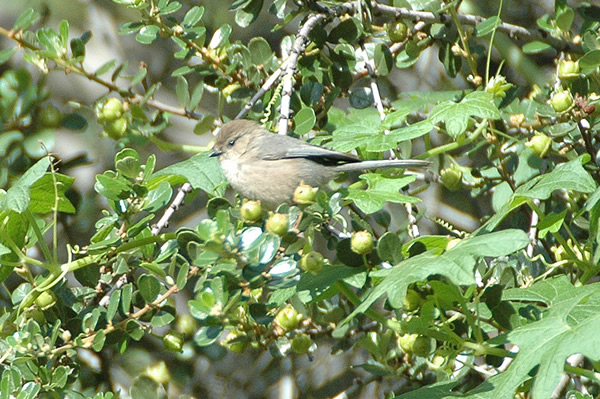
[209,148,221,157]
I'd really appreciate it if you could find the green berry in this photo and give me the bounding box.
[176,314,197,336]
[412,335,435,357]
[403,289,423,312]
[38,105,62,127]
[299,251,325,274]
[35,291,57,310]
[351,230,374,255]
[526,133,553,158]
[104,117,128,139]
[440,167,463,191]
[387,21,408,42]
[163,331,184,352]
[275,305,302,331]
[241,199,263,222]
[98,97,124,121]
[266,213,288,236]
[293,183,318,204]
[291,333,312,354]
[551,90,573,113]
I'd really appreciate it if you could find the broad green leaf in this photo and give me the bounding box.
[13,8,40,31]
[248,36,272,64]
[346,174,419,214]
[515,156,596,199]
[209,24,232,49]
[429,91,500,138]
[293,107,316,135]
[0,158,50,213]
[579,49,600,74]
[349,87,373,109]
[29,173,76,214]
[235,0,263,28]
[137,274,160,303]
[176,76,190,108]
[152,152,226,196]
[342,230,528,324]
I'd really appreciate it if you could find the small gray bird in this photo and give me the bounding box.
[210,119,430,208]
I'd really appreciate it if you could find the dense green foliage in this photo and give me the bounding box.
[1,0,600,398]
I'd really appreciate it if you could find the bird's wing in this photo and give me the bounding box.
[257,133,359,165]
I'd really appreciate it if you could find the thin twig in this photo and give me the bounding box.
[277,14,327,135]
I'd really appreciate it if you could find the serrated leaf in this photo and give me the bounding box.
[429,91,500,138]
[342,229,528,325]
[0,158,50,213]
[152,152,226,196]
[29,173,76,214]
[346,174,419,214]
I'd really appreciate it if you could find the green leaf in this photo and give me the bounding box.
[300,81,323,106]
[13,8,40,31]
[248,36,272,64]
[374,43,393,76]
[377,232,403,264]
[138,274,161,303]
[349,87,374,109]
[342,229,528,325]
[152,152,226,196]
[159,0,182,15]
[235,0,263,28]
[579,49,600,74]
[131,376,167,399]
[193,114,215,135]
[429,91,500,138]
[182,6,205,27]
[328,17,364,44]
[522,41,553,54]
[136,25,160,44]
[463,277,600,399]
[209,24,232,49]
[193,325,223,346]
[475,16,501,37]
[346,174,419,214]
[176,76,190,108]
[0,158,50,213]
[106,289,121,323]
[29,173,76,214]
[555,7,574,32]
[515,156,596,199]
[293,107,316,135]
[0,48,16,65]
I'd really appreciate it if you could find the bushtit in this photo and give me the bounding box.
[210,119,430,208]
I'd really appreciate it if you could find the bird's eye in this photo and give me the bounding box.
[227,139,235,147]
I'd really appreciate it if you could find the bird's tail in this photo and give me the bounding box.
[336,159,431,172]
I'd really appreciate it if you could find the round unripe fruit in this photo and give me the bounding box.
[35,291,57,310]
[351,230,374,255]
[241,200,263,222]
[176,314,196,336]
[412,335,435,357]
[275,305,302,331]
[291,333,312,354]
[558,60,580,80]
[223,330,249,354]
[440,167,463,191]
[98,97,124,121]
[104,117,128,139]
[387,21,408,42]
[299,251,325,274]
[551,90,573,113]
[266,213,288,236]
[403,289,423,312]
[293,183,318,204]
[163,331,184,352]
[38,105,62,127]
[526,133,553,158]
